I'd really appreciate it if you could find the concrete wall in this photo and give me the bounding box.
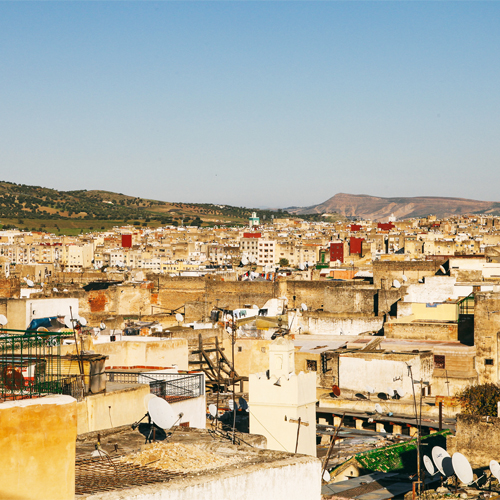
[373,260,441,288]
[89,338,189,370]
[171,395,206,429]
[82,454,321,500]
[0,395,77,500]
[338,352,433,395]
[447,414,500,468]
[397,302,458,322]
[77,385,151,434]
[291,311,384,336]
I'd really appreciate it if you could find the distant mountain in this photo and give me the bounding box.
[286,193,500,220]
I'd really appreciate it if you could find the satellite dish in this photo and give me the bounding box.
[387,387,395,397]
[365,385,375,394]
[148,396,177,430]
[439,265,446,274]
[26,279,34,287]
[452,453,473,485]
[332,385,341,397]
[208,404,218,418]
[79,317,87,326]
[432,446,454,476]
[0,315,7,326]
[252,304,259,309]
[402,275,408,282]
[323,470,330,482]
[355,393,368,400]
[241,256,249,265]
[301,303,308,311]
[377,392,389,400]
[144,393,156,411]
[53,288,58,292]
[396,388,406,398]
[375,403,383,414]
[238,397,248,410]
[393,279,401,289]
[228,399,237,411]
[175,313,184,323]
[299,263,305,271]
[490,460,500,481]
[423,455,437,476]
[100,322,106,331]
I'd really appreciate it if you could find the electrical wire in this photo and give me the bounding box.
[248,409,289,452]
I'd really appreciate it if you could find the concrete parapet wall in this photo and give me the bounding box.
[0,395,77,500]
[384,321,458,341]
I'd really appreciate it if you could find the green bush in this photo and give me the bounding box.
[456,383,500,417]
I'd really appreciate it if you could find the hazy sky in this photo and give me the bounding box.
[1,2,499,208]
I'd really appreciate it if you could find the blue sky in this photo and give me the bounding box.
[1,2,499,208]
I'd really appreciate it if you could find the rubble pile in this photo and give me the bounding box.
[121,441,240,473]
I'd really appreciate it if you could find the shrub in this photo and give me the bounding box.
[456,383,500,417]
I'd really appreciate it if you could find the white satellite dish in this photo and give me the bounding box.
[26,279,34,287]
[396,388,406,398]
[148,396,177,430]
[208,404,218,418]
[0,315,7,326]
[490,460,500,481]
[144,393,156,411]
[53,288,58,292]
[387,387,395,397]
[423,455,437,476]
[365,385,375,394]
[228,399,237,411]
[301,303,308,311]
[432,446,453,476]
[439,265,446,274]
[452,453,473,485]
[241,256,249,265]
[100,322,106,331]
[374,403,383,414]
[175,313,184,323]
[252,304,259,309]
[393,279,401,289]
[299,263,305,270]
[323,470,330,482]
[402,275,408,282]
[79,317,87,326]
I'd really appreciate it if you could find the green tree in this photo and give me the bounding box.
[456,383,500,417]
[279,258,289,267]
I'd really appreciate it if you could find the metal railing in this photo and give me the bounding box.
[0,329,82,401]
[458,292,475,316]
[106,371,204,402]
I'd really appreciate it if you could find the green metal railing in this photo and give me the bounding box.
[458,292,475,316]
[0,329,81,401]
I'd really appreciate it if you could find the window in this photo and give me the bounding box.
[261,347,266,353]
[434,355,445,369]
[238,346,242,352]
[486,359,494,366]
[307,360,317,371]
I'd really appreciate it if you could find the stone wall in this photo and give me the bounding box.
[384,321,458,341]
[447,414,500,468]
[373,260,441,288]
